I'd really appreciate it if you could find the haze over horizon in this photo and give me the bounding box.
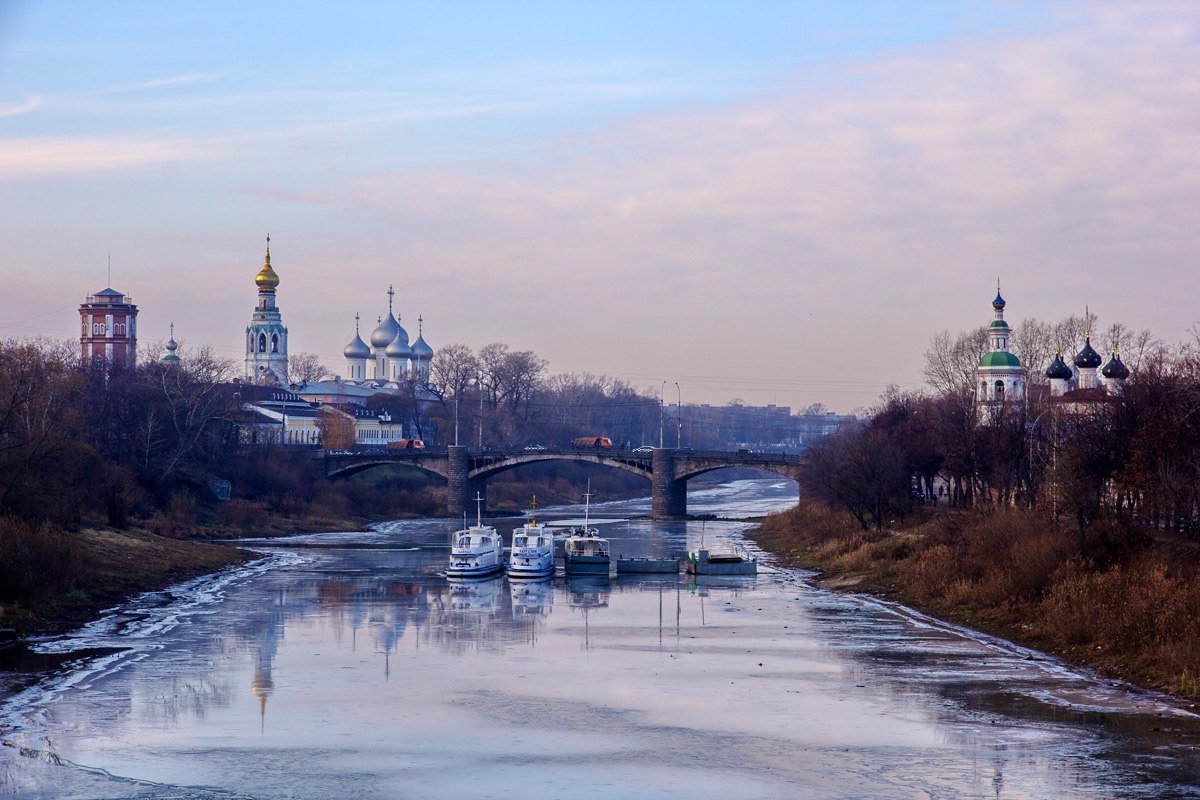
[1,1,1196,411]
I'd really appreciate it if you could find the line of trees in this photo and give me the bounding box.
[0,338,241,527]
[800,315,1200,536]
[367,341,663,448]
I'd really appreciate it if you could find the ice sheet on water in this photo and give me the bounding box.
[3,480,1199,799]
[0,550,310,739]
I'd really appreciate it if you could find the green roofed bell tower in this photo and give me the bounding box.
[975,281,1025,410]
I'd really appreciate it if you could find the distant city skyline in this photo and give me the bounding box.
[1,1,1197,411]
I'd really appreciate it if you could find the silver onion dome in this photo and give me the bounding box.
[411,333,433,360]
[343,332,370,359]
[370,312,400,349]
[393,318,410,349]
[385,330,413,358]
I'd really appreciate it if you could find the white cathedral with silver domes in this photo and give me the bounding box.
[341,285,434,389]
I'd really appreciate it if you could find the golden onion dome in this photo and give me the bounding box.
[255,238,279,291]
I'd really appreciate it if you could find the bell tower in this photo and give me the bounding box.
[244,235,289,385]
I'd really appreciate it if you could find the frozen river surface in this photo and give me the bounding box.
[2,479,1199,799]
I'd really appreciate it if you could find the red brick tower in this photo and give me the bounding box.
[80,288,139,369]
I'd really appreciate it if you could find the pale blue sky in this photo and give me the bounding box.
[0,1,1196,409]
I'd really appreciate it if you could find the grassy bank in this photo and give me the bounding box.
[0,519,250,637]
[748,501,1200,701]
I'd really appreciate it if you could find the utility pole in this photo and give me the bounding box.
[675,382,682,448]
[454,390,460,446]
[659,380,666,449]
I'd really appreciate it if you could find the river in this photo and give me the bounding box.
[1,479,1198,799]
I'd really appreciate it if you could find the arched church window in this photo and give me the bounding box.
[258,333,267,353]
[271,334,279,353]
[995,380,1004,400]
[980,380,987,398]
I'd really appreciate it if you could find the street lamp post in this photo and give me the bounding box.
[478,373,484,449]
[659,380,666,449]
[675,381,682,448]
[454,389,460,447]
[1027,408,1051,509]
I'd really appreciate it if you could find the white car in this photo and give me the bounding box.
[523,444,546,451]
[632,445,654,454]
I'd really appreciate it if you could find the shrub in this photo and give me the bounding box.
[0,517,81,602]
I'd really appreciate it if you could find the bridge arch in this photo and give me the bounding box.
[467,453,653,483]
[327,460,449,483]
[674,463,801,484]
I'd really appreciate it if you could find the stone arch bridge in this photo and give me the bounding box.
[323,446,802,519]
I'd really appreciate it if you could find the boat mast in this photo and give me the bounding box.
[583,480,592,531]
[474,492,484,528]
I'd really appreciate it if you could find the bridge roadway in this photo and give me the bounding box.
[323,446,802,519]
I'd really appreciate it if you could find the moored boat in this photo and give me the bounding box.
[563,485,611,576]
[616,556,680,574]
[508,496,556,579]
[684,548,757,576]
[446,494,505,579]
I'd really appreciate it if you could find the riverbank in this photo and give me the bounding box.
[747,501,1200,702]
[0,526,250,639]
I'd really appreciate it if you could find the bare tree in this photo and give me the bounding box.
[922,327,988,396]
[428,343,480,405]
[316,406,356,450]
[1011,317,1056,385]
[289,352,331,384]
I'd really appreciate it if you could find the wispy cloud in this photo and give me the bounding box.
[0,135,208,177]
[276,3,1200,401]
[96,72,217,95]
[0,96,43,117]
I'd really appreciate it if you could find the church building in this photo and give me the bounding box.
[975,286,1026,410]
[340,285,434,390]
[244,236,289,386]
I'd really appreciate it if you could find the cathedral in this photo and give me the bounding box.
[241,239,435,390]
[341,285,435,388]
[974,287,1129,413]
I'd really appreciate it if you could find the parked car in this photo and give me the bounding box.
[632,445,654,454]
[523,444,546,451]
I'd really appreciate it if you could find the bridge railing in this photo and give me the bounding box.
[323,446,800,463]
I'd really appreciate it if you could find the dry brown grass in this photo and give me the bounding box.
[0,524,247,635]
[747,500,1200,699]
[0,517,82,603]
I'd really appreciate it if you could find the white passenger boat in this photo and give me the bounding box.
[446,494,505,579]
[508,496,556,579]
[563,485,611,576]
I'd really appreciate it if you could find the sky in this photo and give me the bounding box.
[0,1,1197,411]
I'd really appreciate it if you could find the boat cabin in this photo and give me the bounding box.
[565,532,609,558]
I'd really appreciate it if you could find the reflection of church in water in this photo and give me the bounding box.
[242,571,553,728]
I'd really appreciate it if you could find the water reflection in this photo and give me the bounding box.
[510,578,554,620]
[3,480,1200,800]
